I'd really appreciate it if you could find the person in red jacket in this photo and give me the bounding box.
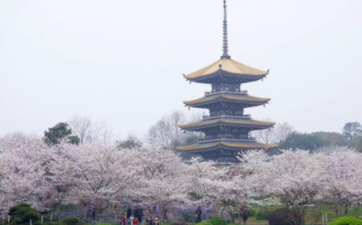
[132,217,138,225]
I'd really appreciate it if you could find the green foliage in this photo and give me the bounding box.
[209,216,227,225]
[9,203,31,215]
[355,137,362,153]
[116,134,142,149]
[52,222,65,225]
[13,217,23,224]
[280,131,348,151]
[329,216,362,225]
[97,223,110,225]
[247,208,256,217]
[62,217,79,225]
[195,221,211,225]
[256,207,275,220]
[268,208,302,225]
[8,203,40,225]
[23,212,39,222]
[343,122,362,141]
[44,122,79,146]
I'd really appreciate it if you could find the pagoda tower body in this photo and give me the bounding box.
[176,0,278,163]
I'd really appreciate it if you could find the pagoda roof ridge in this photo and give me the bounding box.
[179,117,275,130]
[183,92,270,106]
[184,58,268,82]
[176,140,279,152]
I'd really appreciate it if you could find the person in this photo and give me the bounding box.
[139,206,144,224]
[163,208,167,220]
[146,217,153,225]
[195,206,202,223]
[146,206,152,217]
[132,218,138,225]
[127,206,132,221]
[120,215,127,225]
[129,215,135,225]
[154,218,160,225]
[134,207,139,223]
[239,206,248,224]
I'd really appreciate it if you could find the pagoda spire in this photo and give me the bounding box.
[221,0,231,59]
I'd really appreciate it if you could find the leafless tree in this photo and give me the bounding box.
[68,115,114,144]
[252,121,294,144]
[146,110,203,150]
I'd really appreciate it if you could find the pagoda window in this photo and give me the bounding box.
[225,134,233,139]
[206,135,212,140]
[217,158,224,163]
[235,85,240,92]
[217,134,223,139]
[220,83,224,91]
[224,83,230,91]
[212,84,216,92]
[236,111,243,116]
[224,110,231,115]
[225,157,233,163]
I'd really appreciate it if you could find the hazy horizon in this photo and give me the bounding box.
[1,0,362,140]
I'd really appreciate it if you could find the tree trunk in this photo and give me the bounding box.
[344,204,348,215]
[220,206,226,218]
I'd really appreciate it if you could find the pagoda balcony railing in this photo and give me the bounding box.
[205,90,248,96]
[198,138,256,143]
[202,114,251,120]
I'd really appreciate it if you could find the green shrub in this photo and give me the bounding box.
[97,223,110,225]
[329,217,362,225]
[12,217,23,224]
[23,212,40,222]
[15,207,37,217]
[209,216,227,225]
[247,208,256,217]
[9,203,31,215]
[52,222,65,225]
[62,218,79,225]
[256,207,274,220]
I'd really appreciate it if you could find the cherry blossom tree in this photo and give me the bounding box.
[0,137,51,210]
[131,147,190,220]
[241,150,323,225]
[316,147,362,216]
[52,143,137,220]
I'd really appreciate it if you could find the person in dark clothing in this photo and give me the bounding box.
[163,208,168,220]
[134,206,139,222]
[139,207,144,224]
[239,206,248,224]
[195,206,202,223]
[146,217,153,225]
[127,206,132,221]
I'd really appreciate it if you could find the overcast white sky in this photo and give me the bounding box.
[1,0,362,140]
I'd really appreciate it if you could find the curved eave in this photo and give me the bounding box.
[184,59,269,84]
[183,95,270,108]
[179,119,275,131]
[186,70,267,84]
[176,142,279,152]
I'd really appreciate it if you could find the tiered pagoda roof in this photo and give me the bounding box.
[177,141,279,152]
[184,58,269,84]
[179,117,275,131]
[183,92,270,108]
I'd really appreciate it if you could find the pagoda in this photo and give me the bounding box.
[176,0,278,163]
